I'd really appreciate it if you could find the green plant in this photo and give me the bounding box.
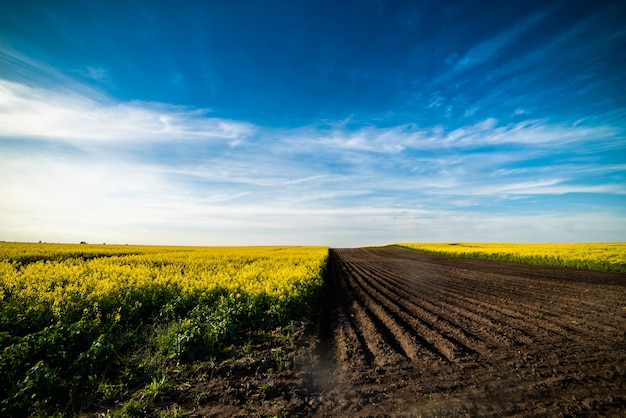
[95,380,126,404]
[142,375,173,401]
[259,381,271,398]
[159,406,191,417]
[113,398,150,418]
[0,243,328,416]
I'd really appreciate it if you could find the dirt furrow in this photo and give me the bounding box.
[339,258,424,362]
[330,254,378,368]
[365,256,589,345]
[313,247,626,417]
[432,267,615,338]
[357,258,539,348]
[393,255,623,328]
[345,259,483,362]
[351,260,496,359]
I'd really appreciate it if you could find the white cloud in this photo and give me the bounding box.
[282,118,619,160]
[1,76,624,246]
[437,118,619,149]
[82,66,110,83]
[464,107,478,117]
[0,79,254,144]
[453,10,548,71]
[396,211,626,244]
[460,179,625,197]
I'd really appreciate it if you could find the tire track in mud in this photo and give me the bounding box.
[316,247,626,417]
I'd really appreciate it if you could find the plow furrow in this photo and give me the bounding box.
[318,247,626,417]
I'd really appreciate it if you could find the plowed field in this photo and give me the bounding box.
[313,247,626,417]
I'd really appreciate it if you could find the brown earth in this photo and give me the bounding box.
[161,246,626,417]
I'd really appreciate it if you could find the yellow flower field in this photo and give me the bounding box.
[0,243,328,324]
[396,242,626,272]
[0,243,328,415]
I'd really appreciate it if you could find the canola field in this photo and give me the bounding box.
[0,243,328,415]
[397,242,626,272]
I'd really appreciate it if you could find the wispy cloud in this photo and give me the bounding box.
[438,118,620,148]
[0,79,253,144]
[1,2,624,246]
[1,71,624,245]
[71,66,112,86]
[453,9,548,71]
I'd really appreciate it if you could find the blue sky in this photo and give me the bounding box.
[1,0,625,246]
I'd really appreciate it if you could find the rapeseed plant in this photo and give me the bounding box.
[397,242,626,271]
[0,243,328,416]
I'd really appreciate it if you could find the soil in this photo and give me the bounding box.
[158,247,626,417]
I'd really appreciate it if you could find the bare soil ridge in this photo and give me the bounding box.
[312,247,626,417]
